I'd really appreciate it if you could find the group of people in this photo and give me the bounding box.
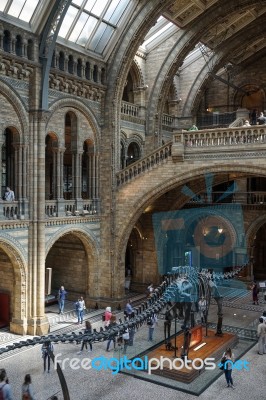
[248,110,266,125]
[0,369,37,400]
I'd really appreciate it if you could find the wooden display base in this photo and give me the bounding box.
[148,328,238,383]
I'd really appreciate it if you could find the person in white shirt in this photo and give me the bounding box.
[3,187,15,201]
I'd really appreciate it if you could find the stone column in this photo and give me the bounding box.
[56,146,65,216]
[73,150,83,212]
[27,110,49,335]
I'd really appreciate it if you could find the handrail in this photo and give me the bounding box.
[116,141,172,187]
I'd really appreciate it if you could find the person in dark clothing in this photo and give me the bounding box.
[41,341,54,373]
[77,320,93,354]
[106,315,117,352]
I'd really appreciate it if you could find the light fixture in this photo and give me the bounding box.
[218,227,223,234]
[194,342,206,351]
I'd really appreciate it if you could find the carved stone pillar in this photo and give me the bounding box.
[27,110,49,335]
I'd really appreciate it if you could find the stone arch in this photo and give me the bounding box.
[48,98,101,150]
[132,58,145,88]
[0,238,27,334]
[246,215,266,249]
[46,227,100,298]
[0,80,29,142]
[116,164,266,271]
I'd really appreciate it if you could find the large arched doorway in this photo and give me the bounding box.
[45,233,88,302]
[0,241,27,334]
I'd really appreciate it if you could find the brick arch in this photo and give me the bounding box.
[47,98,101,150]
[116,163,266,266]
[0,80,29,143]
[246,215,266,249]
[0,238,27,331]
[132,58,145,88]
[45,227,100,295]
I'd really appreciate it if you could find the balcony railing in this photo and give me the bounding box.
[121,101,139,117]
[179,126,266,147]
[1,201,19,219]
[45,199,100,218]
[117,141,172,187]
[186,191,266,205]
[162,113,174,126]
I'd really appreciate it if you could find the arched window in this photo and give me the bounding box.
[68,55,74,74]
[101,68,106,85]
[120,141,126,169]
[1,128,16,197]
[59,51,65,71]
[77,59,82,77]
[122,72,134,103]
[15,35,23,57]
[3,30,11,53]
[45,133,58,200]
[27,39,34,60]
[93,65,98,82]
[126,142,141,166]
[85,62,91,80]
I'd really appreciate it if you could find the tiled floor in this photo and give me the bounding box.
[0,289,265,400]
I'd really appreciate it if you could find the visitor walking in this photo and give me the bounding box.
[22,374,36,400]
[77,320,93,354]
[0,369,13,400]
[42,341,54,373]
[257,317,266,355]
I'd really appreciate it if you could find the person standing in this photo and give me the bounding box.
[58,286,67,314]
[257,112,266,125]
[77,320,92,354]
[3,187,15,202]
[251,109,257,125]
[106,315,117,352]
[260,311,266,323]
[147,314,158,342]
[42,341,54,373]
[22,374,36,400]
[222,347,235,388]
[257,317,266,355]
[124,300,134,319]
[0,369,13,400]
[251,281,259,305]
[147,283,154,297]
[104,307,112,327]
[198,297,207,324]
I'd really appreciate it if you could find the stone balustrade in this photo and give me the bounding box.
[116,142,172,186]
[175,126,266,147]
[121,101,139,117]
[45,199,100,218]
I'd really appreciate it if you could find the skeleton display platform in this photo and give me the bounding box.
[148,327,238,383]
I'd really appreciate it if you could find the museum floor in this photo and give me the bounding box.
[0,288,265,400]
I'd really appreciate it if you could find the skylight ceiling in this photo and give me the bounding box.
[0,0,39,23]
[140,16,180,53]
[58,0,131,55]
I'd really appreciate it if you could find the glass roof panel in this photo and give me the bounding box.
[0,1,9,12]
[88,21,107,50]
[19,0,39,23]
[84,0,107,16]
[76,15,98,46]
[104,0,128,25]
[57,0,131,55]
[8,0,25,19]
[72,0,84,6]
[5,0,39,22]
[94,25,114,53]
[58,5,79,39]
[68,12,89,42]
